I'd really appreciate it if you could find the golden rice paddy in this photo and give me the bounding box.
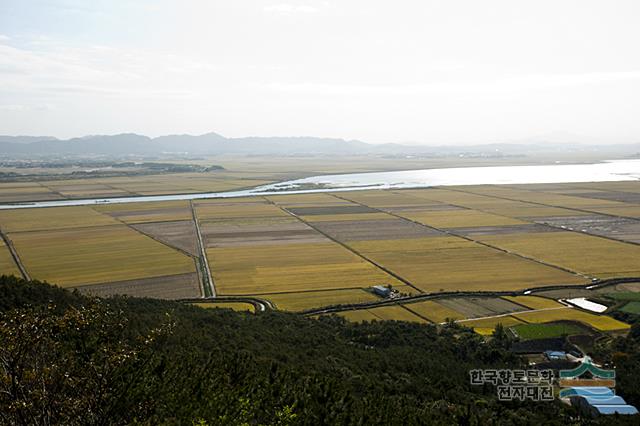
[207,242,404,295]
[479,232,640,278]
[348,237,586,293]
[457,316,525,335]
[404,300,465,323]
[0,206,120,232]
[261,288,379,311]
[11,225,195,287]
[0,240,20,277]
[513,308,630,331]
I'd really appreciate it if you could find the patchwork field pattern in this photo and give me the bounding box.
[502,296,564,310]
[94,201,193,224]
[2,179,639,317]
[512,308,630,331]
[198,197,404,298]
[347,237,584,293]
[0,201,200,298]
[457,316,526,336]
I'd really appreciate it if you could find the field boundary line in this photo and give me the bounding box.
[440,186,640,247]
[0,229,30,280]
[332,192,593,281]
[299,277,640,316]
[190,200,216,297]
[454,306,569,325]
[401,305,434,323]
[222,287,375,296]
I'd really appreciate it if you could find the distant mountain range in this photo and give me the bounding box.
[0,132,638,157]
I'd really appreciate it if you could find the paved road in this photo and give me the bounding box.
[190,201,216,297]
[299,277,640,317]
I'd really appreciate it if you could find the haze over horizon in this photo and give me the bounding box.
[1,1,640,145]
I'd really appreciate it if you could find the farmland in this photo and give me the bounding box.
[192,301,255,312]
[10,225,195,287]
[457,316,525,336]
[403,300,465,323]
[0,201,200,298]
[261,289,379,312]
[0,239,20,277]
[512,308,630,331]
[620,302,640,315]
[0,177,639,323]
[512,323,587,340]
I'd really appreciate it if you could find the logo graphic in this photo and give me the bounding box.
[558,356,615,398]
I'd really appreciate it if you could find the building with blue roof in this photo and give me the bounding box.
[566,387,638,417]
[591,405,638,416]
[560,386,614,398]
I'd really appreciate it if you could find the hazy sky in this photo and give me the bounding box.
[1,1,640,144]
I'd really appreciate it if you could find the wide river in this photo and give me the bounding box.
[2,159,639,210]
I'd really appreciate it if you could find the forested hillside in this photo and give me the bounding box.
[1,276,638,425]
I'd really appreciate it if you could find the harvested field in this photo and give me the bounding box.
[201,217,324,247]
[348,237,585,293]
[616,282,640,292]
[132,220,199,256]
[338,190,446,209]
[447,224,560,236]
[367,305,427,322]
[268,193,353,206]
[261,288,378,311]
[513,308,630,331]
[502,296,564,310]
[570,191,640,204]
[401,188,593,219]
[312,218,443,242]
[478,232,640,278]
[491,206,590,219]
[286,205,378,216]
[0,184,62,203]
[192,302,255,312]
[584,206,640,218]
[0,240,20,277]
[11,225,195,286]
[534,215,640,244]
[75,272,200,299]
[297,213,391,222]
[404,300,465,323]
[398,209,527,229]
[207,242,403,295]
[94,201,192,223]
[195,200,288,220]
[534,288,594,299]
[0,191,63,203]
[457,316,525,335]
[438,297,528,318]
[460,187,628,209]
[0,206,119,232]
